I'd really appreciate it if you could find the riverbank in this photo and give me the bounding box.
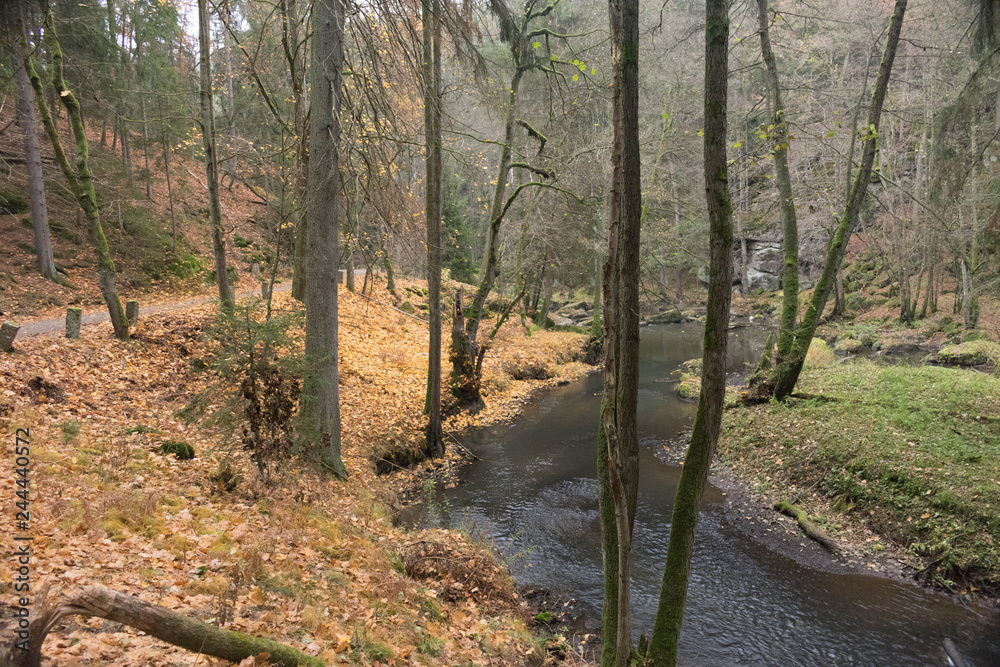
[719,360,1000,604]
[0,280,593,665]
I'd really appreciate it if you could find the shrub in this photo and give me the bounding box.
[178,300,303,482]
[0,188,28,215]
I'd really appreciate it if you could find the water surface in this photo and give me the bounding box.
[405,324,1000,666]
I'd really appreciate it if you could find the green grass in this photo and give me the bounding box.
[723,361,1000,593]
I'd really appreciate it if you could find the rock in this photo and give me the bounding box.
[648,309,684,324]
[66,307,82,339]
[399,300,416,314]
[0,321,20,353]
[935,340,1000,367]
[834,337,869,355]
[746,267,782,292]
[551,315,575,326]
[126,300,139,326]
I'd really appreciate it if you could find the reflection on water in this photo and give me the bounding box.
[402,324,1000,666]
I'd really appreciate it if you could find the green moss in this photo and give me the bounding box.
[936,340,1000,367]
[0,188,28,215]
[723,361,1000,591]
[160,440,195,460]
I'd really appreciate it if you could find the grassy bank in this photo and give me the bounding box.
[723,360,1000,599]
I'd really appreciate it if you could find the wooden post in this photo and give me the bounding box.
[261,281,272,301]
[125,300,139,327]
[0,321,20,352]
[65,307,81,338]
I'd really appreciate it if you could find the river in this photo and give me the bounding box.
[403,323,1000,666]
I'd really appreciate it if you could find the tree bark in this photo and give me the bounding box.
[287,0,309,302]
[20,8,129,340]
[141,99,153,202]
[598,0,641,660]
[770,0,907,400]
[14,28,56,282]
[423,0,445,458]
[646,0,733,662]
[302,0,347,479]
[198,0,234,311]
[4,586,323,667]
[158,99,178,253]
[757,0,799,359]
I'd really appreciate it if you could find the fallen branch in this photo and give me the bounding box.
[774,500,840,552]
[445,431,482,461]
[4,585,324,667]
[354,292,429,324]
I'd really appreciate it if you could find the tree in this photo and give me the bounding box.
[756,0,798,359]
[19,0,129,340]
[11,3,56,283]
[198,0,234,311]
[448,0,567,408]
[645,0,733,662]
[596,0,640,659]
[749,0,908,401]
[423,0,445,457]
[301,0,348,479]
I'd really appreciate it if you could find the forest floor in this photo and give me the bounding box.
[0,276,595,666]
[708,288,1000,606]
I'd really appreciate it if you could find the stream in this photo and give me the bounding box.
[402,323,1000,666]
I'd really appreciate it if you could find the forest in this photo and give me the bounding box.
[1,0,999,664]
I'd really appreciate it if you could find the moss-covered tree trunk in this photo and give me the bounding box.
[598,0,641,661]
[6,586,323,667]
[646,0,733,662]
[770,0,907,400]
[20,6,128,340]
[757,0,798,359]
[198,0,233,311]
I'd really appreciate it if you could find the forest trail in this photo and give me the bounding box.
[18,282,292,336]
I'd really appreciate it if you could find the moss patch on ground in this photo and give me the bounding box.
[722,361,1000,598]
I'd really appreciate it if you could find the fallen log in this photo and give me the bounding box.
[3,585,324,667]
[774,500,840,552]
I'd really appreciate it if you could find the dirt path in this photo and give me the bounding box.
[17,283,293,337]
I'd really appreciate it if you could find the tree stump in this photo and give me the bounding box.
[0,321,20,353]
[65,307,82,339]
[125,300,139,327]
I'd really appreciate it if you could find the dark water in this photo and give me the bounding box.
[403,324,1000,666]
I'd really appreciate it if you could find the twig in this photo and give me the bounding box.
[444,432,481,461]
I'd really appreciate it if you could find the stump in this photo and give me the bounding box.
[65,307,82,339]
[125,300,139,327]
[0,321,20,353]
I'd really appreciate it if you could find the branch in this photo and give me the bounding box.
[5,585,324,667]
[496,181,586,223]
[515,119,547,154]
[509,162,554,179]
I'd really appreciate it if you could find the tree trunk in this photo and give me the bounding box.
[4,586,323,667]
[20,9,129,340]
[287,0,308,302]
[302,0,347,479]
[646,0,733,663]
[598,0,641,660]
[770,0,907,401]
[14,36,56,282]
[158,99,178,253]
[757,0,799,359]
[198,0,233,311]
[141,99,153,202]
[423,0,445,458]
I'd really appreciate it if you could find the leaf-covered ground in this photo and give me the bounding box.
[0,278,593,666]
